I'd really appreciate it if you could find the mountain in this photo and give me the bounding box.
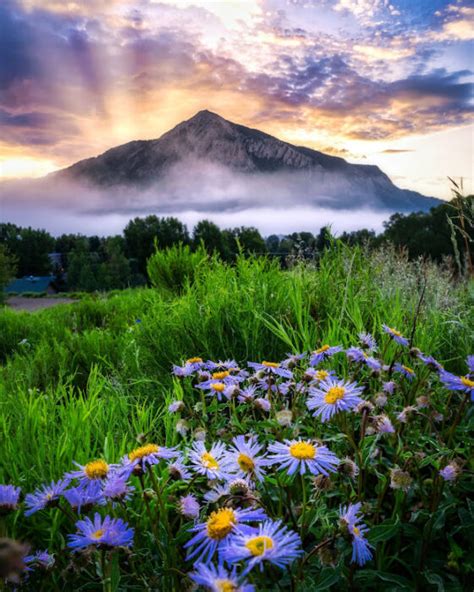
[56,110,439,212]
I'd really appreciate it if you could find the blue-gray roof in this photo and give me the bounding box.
[5,276,55,294]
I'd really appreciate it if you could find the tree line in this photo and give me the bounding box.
[0,193,472,294]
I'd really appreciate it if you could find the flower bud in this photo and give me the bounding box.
[390,468,413,492]
[193,427,207,441]
[276,409,292,427]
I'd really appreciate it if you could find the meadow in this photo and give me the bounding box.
[0,243,473,591]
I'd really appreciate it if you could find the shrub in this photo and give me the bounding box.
[147,242,209,294]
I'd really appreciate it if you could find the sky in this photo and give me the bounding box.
[0,0,473,202]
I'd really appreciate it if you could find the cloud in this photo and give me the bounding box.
[0,0,472,189]
[1,153,429,239]
[0,173,392,237]
[381,149,414,154]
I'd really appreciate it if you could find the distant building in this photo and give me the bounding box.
[48,252,63,268]
[5,276,57,295]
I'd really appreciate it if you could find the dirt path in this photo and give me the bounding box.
[6,296,77,312]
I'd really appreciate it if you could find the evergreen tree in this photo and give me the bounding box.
[0,244,17,303]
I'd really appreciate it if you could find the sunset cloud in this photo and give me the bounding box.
[0,0,472,199]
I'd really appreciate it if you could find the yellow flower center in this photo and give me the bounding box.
[262,361,279,368]
[206,508,236,540]
[389,327,401,336]
[402,365,414,374]
[128,444,159,462]
[353,526,360,537]
[215,580,237,592]
[237,453,255,472]
[316,370,329,381]
[84,460,109,480]
[315,344,330,354]
[289,442,316,460]
[201,452,219,470]
[211,382,226,392]
[245,535,274,556]
[324,386,345,404]
[91,529,105,540]
[212,371,230,380]
[461,376,474,388]
[186,357,203,364]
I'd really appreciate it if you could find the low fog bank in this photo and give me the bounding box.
[0,162,394,236]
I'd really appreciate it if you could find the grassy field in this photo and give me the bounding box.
[0,243,473,591]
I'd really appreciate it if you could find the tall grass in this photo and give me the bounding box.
[0,243,472,589]
[0,244,471,479]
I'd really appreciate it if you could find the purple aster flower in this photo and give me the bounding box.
[179,494,200,519]
[383,381,396,394]
[25,479,70,516]
[248,361,292,379]
[304,368,336,384]
[307,377,364,422]
[417,353,443,372]
[467,355,474,374]
[277,380,295,396]
[121,443,178,476]
[345,347,381,371]
[223,519,302,575]
[102,474,134,503]
[0,485,21,515]
[339,502,373,566]
[189,441,234,481]
[397,405,417,423]
[167,457,192,481]
[203,478,254,503]
[185,506,267,564]
[63,482,105,513]
[189,562,255,592]
[309,344,343,366]
[237,385,259,403]
[203,482,234,504]
[439,463,460,482]
[439,370,474,399]
[358,332,377,352]
[67,459,116,486]
[196,380,236,402]
[168,400,185,413]
[266,439,340,476]
[281,353,305,369]
[24,551,55,571]
[173,357,205,377]
[205,359,240,372]
[253,398,271,412]
[68,513,134,550]
[226,435,268,482]
[382,325,409,346]
[375,415,395,434]
[394,363,416,380]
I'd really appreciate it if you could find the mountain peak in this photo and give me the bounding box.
[190,109,222,121]
[56,110,439,212]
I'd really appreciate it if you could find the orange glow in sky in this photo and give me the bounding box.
[0,0,472,199]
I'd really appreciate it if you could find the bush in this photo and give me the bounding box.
[0,244,17,304]
[147,242,209,294]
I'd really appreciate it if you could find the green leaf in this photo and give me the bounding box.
[312,567,341,591]
[356,570,413,591]
[424,571,445,592]
[369,518,401,543]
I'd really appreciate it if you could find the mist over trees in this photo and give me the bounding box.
[1,197,472,293]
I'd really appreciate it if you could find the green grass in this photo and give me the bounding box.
[0,243,472,590]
